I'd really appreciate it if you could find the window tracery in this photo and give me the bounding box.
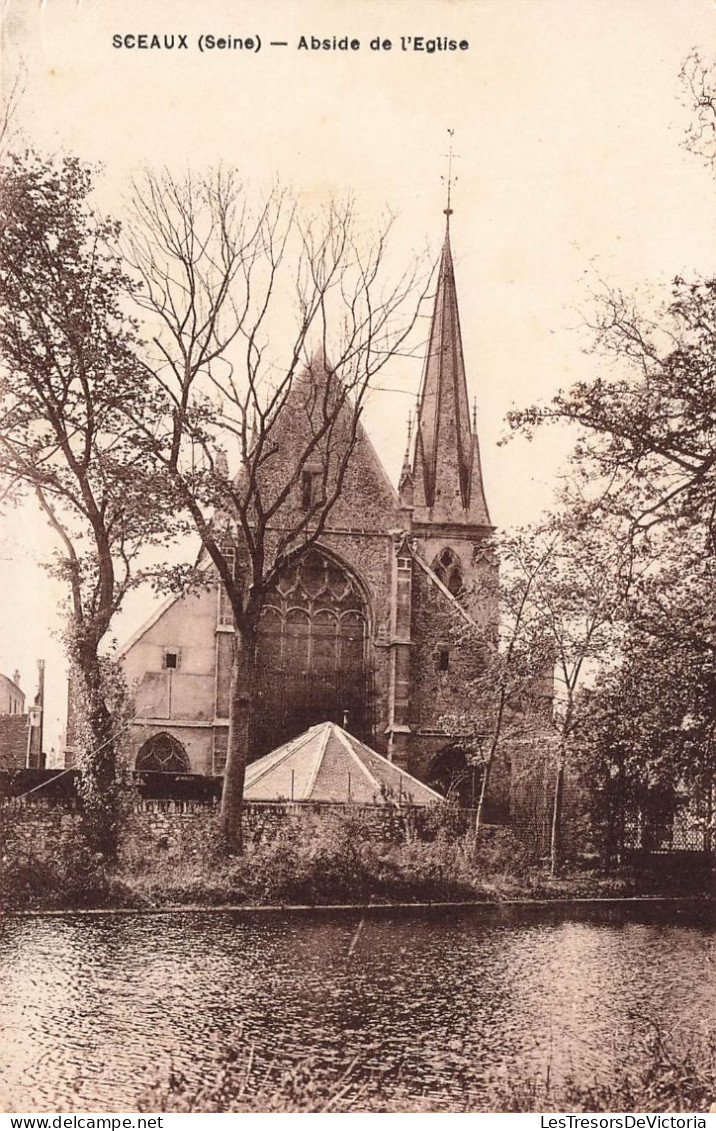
[136,732,189,773]
[257,548,367,675]
[432,547,464,596]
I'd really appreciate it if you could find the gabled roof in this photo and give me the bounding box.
[244,721,443,806]
[117,544,209,659]
[292,350,402,509]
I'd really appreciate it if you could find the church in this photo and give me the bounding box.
[115,212,506,812]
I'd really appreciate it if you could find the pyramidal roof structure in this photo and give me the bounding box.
[244,722,444,806]
[411,216,491,527]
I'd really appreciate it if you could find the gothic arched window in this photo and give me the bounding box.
[136,733,189,773]
[433,548,464,597]
[252,548,370,755]
[256,548,368,673]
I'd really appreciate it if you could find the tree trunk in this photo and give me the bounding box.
[704,777,713,857]
[219,625,256,854]
[550,758,565,877]
[615,749,626,869]
[473,759,492,843]
[74,648,119,859]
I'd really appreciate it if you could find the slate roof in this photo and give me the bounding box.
[412,219,491,526]
[244,721,444,806]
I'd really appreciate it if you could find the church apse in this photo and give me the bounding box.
[249,547,373,758]
[110,205,511,816]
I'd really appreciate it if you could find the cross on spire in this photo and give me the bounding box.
[442,128,458,218]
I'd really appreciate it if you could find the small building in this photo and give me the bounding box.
[0,670,25,716]
[0,661,46,770]
[244,721,444,806]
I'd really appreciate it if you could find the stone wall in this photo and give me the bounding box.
[1,797,455,866]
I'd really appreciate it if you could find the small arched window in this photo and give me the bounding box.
[136,733,189,773]
[432,548,464,597]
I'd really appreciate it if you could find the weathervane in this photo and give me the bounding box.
[442,127,459,218]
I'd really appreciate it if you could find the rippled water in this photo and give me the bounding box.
[0,904,713,1110]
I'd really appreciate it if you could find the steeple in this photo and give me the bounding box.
[398,411,414,507]
[411,215,491,527]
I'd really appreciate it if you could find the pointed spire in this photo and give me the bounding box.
[215,446,229,480]
[300,345,339,405]
[398,410,414,507]
[307,343,332,381]
[411,215,491,527]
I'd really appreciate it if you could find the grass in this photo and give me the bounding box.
[1,806,711,912]
[138,1024,716,1113]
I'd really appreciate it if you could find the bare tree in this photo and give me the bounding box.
[124,170,430,852]
[525,509,637,873]
[680,48,716,169]
[0,68,24,158]
[0,152,172,853]
[439,531,555,843]
[438,509,631,871]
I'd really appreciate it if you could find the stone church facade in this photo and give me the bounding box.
[115,216,504,808]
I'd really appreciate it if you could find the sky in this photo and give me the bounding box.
[1,0,715,757]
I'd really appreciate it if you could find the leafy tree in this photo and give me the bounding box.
[122,171,430,852]
[577,624,714,867]
[505,54,716,865]
[508,277,716,550]
[0,152,171,853]
[581,518,715,865]
[511,511,634,873]
[439,530,555,842]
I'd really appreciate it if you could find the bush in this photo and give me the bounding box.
[0,822,124,910]
[3,801,709,911]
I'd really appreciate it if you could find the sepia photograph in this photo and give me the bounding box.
[0,0,714,1116]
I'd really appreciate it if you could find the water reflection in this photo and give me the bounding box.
[0,907,713,1110]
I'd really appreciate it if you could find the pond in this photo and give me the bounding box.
[0,903,713,1111]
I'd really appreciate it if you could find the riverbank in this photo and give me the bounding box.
[2,808,711,913]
